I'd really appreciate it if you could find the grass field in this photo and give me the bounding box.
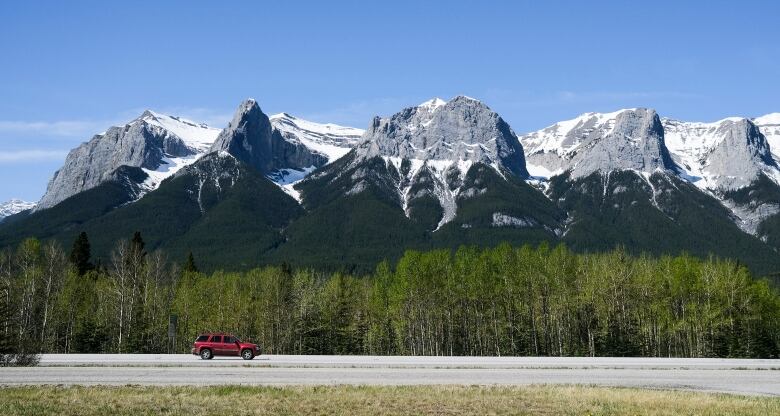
[0,385,778,415]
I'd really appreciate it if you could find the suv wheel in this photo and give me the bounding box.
[241,349,254,360]
[200,348,213,360]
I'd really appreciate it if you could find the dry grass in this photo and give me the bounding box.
[0,385,777,415]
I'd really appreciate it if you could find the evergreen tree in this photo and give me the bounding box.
[73,320,108,353]
[183,252,198,273]
[69,232,93,276]
[130,231,146,258]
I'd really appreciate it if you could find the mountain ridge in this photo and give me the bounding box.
[5,97,780,276]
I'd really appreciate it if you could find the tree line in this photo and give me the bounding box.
[1,232,778,358]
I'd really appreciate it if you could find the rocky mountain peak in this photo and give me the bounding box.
[139,109,156,119]
[233,98,261,120]
[663,116,779,191]
[700,118,777,190]
[357,96,528,178]
[567,108,676,178]
[218,98,269,142]
[308,96,530,230]
[35,110,210,210]
[521,108,675,179]
[210,99,327,176]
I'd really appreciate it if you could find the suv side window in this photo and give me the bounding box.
[223,336,234,343]
[196,335,209,342]
[210,335,222,343]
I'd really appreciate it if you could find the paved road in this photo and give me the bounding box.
[0,355,777,396]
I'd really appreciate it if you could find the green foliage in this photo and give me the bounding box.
[0,240,43,365]
[2,236,778,358]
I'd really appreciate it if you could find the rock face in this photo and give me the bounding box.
[303,96,531,229]
[702,119,777,190]
[520,108,676,179]
[520,109,626,176]
[356,96,528,177]
[568,109,676,178]
[664,117,779,191]
[662,116,780,235]
[670,118,780,235]
[210,99,327,175]
[36,112,219,210]
[523,108,780,236]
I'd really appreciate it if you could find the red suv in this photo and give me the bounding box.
[191,333,261,360]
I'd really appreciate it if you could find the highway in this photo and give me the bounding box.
[0,355,777,396]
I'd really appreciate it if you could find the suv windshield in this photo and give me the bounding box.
[195,335,209,342]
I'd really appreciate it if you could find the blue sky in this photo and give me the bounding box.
[1,0,779,202]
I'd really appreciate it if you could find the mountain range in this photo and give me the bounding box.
[2,97,780,275]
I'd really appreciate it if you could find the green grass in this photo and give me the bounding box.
[0,385,777,415]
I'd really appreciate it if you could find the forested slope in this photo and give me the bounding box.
[2,235,778,357]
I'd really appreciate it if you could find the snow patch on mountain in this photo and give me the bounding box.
[267,166,317,202]
[663,117,743,188]
[135,111,222,191]
[0,199,36,221]
[755,113,780,161]
[520,109,632,159]
[270,113,363,163]
[141,153,202,190]
[526,163,564,181]
[382,156,473,229]
[518,109,673,180]
[492,212,537,228]
[663,117,780,191]
[418,97,447,111]
[141,111,221,152]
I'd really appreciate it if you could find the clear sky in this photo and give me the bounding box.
[1,0,779,202]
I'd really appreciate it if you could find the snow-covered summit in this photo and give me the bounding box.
[0,199,36,221]
[37,109,223,210]
[140,110,221,152]
[418,97,447,111]
[358,95,526,175]
[270,113,363,163]
[754,113,780,161]
[136,111,223,191]
[755,113,780,125]
[520,109,634,158]
[519,108,673,179]
[663,116,779,190]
